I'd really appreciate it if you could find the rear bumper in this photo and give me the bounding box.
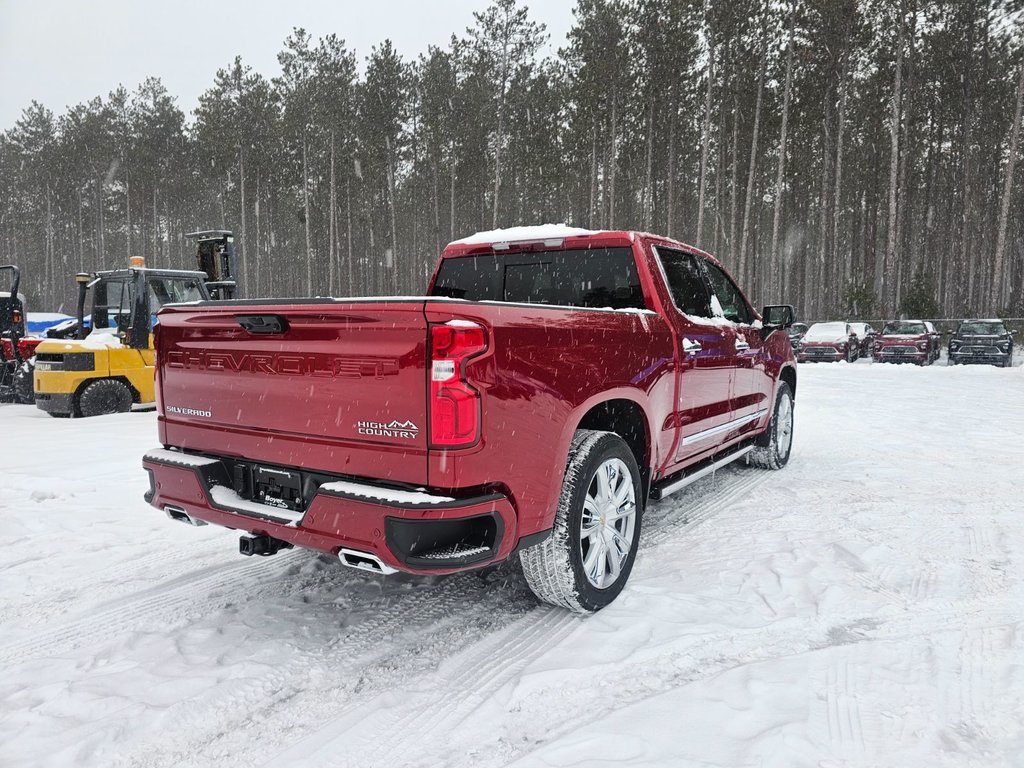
[34,392,74,415]
[142,448,526,576]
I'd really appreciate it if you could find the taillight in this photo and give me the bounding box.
[430,322,487,448]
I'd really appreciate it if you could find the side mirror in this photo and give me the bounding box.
[761,304,795,331]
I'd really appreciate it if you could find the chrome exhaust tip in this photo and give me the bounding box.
[338,548,398,575]
[164,505,207,526]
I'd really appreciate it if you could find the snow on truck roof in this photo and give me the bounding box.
[452,224,602,246]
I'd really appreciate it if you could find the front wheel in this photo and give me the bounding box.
[520,430,643,614]
[749,381,794,470]
[77,378,133,417]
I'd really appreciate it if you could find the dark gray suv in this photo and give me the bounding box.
[948,319,1015,367]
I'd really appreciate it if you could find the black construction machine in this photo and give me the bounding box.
[0,265,37,404]
[186,230,239,300]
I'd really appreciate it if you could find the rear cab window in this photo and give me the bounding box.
[430,247,646,310]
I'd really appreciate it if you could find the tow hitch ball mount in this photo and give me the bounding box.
[238,533,293,557]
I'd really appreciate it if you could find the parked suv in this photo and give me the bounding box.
[788,322,809,352]
[797,321,859,362]
[874,320,938,365]
[948,319,1015,367]
[142,227,798,613]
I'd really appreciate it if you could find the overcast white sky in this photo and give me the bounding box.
[0,0,575,129]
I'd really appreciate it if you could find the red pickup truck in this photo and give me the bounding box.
[142,227,797,613]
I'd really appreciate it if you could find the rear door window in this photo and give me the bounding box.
[431,247,645,310]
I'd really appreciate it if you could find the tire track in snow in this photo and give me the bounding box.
[120,572,506,768]
[642,464,770,548]
[823,658,866,756]
[454,597,1022,768]
[0,550,302,667]
[329,594,1019,768]
[0,534,231,631]
[357,609,579,767]
[954,624,1012,737]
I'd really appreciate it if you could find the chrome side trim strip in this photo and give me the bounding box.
[681,409,768,446]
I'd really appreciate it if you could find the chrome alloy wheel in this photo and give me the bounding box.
[776,391,794,456]
[580,458,637,589]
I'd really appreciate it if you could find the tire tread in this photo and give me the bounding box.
[749,381,793,470]
[520,429,614,613]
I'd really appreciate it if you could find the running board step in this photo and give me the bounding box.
[649,445,754,501]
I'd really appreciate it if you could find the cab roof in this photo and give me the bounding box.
[93,268,208,279]
[441,225,723,267]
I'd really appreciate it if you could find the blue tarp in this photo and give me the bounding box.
[26,313,74,334]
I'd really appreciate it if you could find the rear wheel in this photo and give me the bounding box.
[520,430,643,614]
[749,381,794,470]
[77,379,133,417]
[13,364,34,404]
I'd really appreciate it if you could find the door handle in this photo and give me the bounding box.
[735,338,750,351]
[682,338,702,354]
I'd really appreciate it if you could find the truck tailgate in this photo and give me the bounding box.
[155,300,430,485]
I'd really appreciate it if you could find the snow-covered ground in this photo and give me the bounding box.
[2,362,1023,767]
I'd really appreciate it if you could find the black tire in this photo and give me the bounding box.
[13,365,34,404]
[77,378,133,417]
[749,381,794,470]
[48,412,71,418]
[519,429,644,614]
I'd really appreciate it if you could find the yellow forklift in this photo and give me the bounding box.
[33,231,238,417]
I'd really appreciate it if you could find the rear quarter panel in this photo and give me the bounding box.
[425,302,676,537]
